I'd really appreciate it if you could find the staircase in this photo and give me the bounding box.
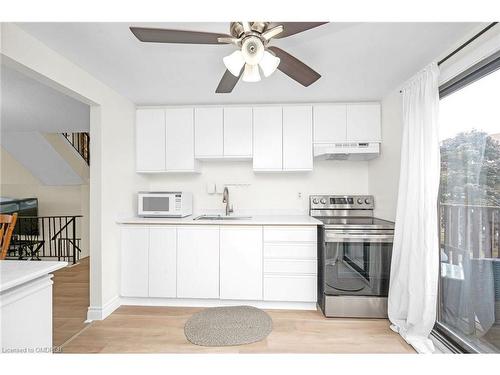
[62,132,90,165]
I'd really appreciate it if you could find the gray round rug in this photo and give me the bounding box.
[184,306,273,347]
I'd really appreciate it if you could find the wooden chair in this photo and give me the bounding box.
[0,213,18,260]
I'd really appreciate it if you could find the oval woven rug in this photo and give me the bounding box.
[184,305,273,346]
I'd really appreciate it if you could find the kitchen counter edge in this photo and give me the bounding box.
[117,215,322,226]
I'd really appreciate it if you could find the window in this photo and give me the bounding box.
[436,53,500,353]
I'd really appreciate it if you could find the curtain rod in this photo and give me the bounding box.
[399,22,498,93]
[437,22,498,66]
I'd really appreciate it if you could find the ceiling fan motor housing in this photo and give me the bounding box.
[230,22,269,38]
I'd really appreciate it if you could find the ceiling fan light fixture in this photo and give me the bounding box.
[242,64,261,82]
[241,36,264,65]
[259,50,281,77]
[223,50,246,77]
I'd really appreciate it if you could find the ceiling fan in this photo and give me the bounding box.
[129,22,327,93]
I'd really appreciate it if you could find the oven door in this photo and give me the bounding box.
[323,230,394,297]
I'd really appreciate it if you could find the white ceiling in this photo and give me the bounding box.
[1,64,90,132]
[17,22,481,105]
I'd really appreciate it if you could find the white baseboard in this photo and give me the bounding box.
[120,297,317,311]
[86,295,120,321]
[86,296,317,321]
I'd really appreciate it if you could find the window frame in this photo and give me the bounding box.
[433,50,500,354]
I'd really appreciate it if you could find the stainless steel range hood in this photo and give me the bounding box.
[313,142,380,161]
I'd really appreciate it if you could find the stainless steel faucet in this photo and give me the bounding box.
[222,186,233,216]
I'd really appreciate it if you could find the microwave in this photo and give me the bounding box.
[138,192,192,218]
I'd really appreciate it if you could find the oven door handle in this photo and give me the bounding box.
[325,233,394,243]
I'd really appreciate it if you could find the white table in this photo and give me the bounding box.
[0,260,67,353]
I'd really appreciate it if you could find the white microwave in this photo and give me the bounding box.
[137,192,192,218]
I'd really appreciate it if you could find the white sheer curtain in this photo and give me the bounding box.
[388,62,441,354]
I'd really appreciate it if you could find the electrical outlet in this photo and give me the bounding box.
[297,192,302,199]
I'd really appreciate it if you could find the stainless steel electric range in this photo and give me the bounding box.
[310,195,394,318]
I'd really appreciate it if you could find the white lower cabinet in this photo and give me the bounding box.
[121,226,149,297]
[263,226,318,303]
[121,224,318,305]
[220,226,263,301]
[148,227,177,298]
[177,226,220,299]
[121,226,177,298]
[264,275,317,302]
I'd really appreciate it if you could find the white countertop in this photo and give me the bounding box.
[0,260,67,292]
[118,214,322,226]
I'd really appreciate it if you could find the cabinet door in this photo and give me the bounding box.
[165,108,198,171]
[136,109,165,171]
[149,227,177,298]
[177,226,220,299]
[223,107,253,158]
[194,107,223,158]
[264,275,317,302]
[220,226,263,300]
[346,103,381,142]
[313,104,347,143]
[121,226,149,297]
[283,106,313,171]
[253,106,283,171]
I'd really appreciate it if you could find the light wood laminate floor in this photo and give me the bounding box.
[53,257,414,353]
[59,306,414,353]
[52,257,90,346]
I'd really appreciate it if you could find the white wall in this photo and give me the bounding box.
[368,89,403,221]
[147,160,370,214]
[1,23,147,320]
[0,146,90,258]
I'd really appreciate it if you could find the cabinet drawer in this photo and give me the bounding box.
[264,226,317,243]
[264,243,317,259]
[264,275,317,302]
[264,259,317,275]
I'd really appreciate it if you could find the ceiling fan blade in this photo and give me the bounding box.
[130,27,231,44]
[267,22,328,38]
[215,70,241,93]
[268,46,321,87]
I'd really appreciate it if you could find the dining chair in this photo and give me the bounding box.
[0,213,18,260]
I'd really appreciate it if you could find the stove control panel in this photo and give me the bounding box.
[310,195,374,210]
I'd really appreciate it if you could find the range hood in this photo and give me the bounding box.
[313,142,380,161]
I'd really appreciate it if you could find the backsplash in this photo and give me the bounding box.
[145,160,370,214]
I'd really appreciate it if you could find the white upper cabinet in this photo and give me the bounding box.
[282,106,313,171]
[194,107,223,158]
[253,106,283,171]
[346,103,381,142]
[148,227,177,298]
[223,107,253,158]
[313,104,347,143]
[136,109,166,172]
[135,102,381,174]
[220,226,263,301]
[165,108,200,172]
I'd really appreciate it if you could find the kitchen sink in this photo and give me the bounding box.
[193,214,252,221]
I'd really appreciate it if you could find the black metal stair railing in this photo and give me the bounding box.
[6,215,83,265]
[62,132,90,165]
